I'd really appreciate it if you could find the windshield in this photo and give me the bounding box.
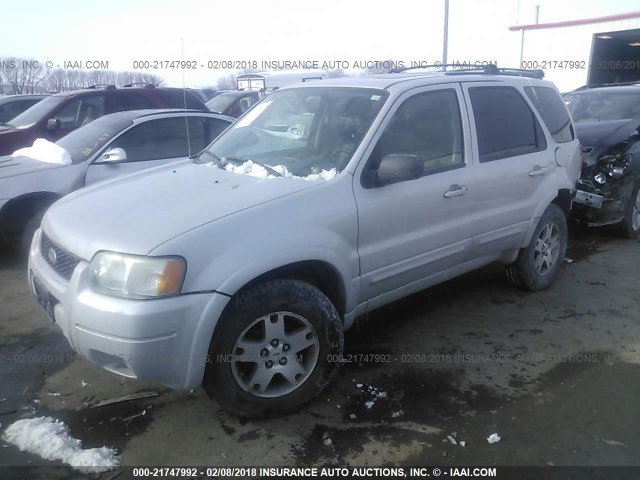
[6,96,66,129]
[206,93,242,113]
[56,115,132,164]
[199,87,387,176]
[565,91,640,122]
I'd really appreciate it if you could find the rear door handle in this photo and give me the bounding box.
[529,165,553,177]
[443,184,468,198]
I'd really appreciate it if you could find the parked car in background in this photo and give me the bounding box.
[0,94,48,124]
[0,109,232,253]
[206,90,260,118]
[28,68,580,418]
[0,85,208,155]
[565,84,640,237]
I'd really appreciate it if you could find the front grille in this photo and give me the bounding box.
[41,232,81,281]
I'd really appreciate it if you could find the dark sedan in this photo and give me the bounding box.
[566,85,640,237]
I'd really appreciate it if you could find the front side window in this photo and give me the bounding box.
[199,87,387,176]
[469,86,546,163]
[108,117,193,162]
[365,88,465,183]
[524,86,574,143]
[54,95,106,128]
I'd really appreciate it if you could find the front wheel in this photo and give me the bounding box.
[615,181,640,238]
[203,279,343,418]
[506,203,568,291]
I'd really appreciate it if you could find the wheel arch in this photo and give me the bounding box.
[0,191,60,235]
[520,188,571,248]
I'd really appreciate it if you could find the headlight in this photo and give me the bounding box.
[90,251,186,299]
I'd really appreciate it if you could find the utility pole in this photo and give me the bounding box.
[443,0,449,70]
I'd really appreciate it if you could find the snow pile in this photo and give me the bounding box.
[2,416,119,473]
[11,139,72,165]
[206,159,337,181]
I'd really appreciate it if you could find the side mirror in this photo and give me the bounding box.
[376,154,423,185]
[47,118,60,130]
[99,148,127,163]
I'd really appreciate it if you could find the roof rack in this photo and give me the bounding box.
[87,84,117,90]
[390,64,544,79]
[123,83,157,88]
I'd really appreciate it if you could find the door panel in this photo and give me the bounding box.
[462,83,556,256]
[354,85,475,303]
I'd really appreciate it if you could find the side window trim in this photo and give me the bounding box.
[357,83,472,189]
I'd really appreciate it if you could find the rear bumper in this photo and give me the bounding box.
[28,228,229,390]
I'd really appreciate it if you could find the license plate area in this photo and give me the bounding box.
[33,276,58,323]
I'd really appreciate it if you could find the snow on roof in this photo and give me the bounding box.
[3,416,120,473]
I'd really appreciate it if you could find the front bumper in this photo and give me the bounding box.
[573,188,604,209]
[27,228,228,390]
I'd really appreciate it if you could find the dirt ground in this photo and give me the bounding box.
[1,226,639,479]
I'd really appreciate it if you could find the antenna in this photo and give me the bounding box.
[181,37,192,158]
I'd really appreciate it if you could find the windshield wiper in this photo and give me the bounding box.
[191,149,223,166]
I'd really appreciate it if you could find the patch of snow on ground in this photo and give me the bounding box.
[2,416,119,473]
[487,433,501,444]
[11,139,72,165]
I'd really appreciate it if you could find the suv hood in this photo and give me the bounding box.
[0,154,65,180]
[574,119,640,165]
[43,160,321,260]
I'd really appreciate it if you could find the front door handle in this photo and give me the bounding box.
[443,184,468,198]
[529,165,553,177]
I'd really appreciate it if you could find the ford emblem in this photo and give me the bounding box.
[47,248,58,265]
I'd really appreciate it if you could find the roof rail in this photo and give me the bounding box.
[123,83,157,88]
[86,84,117,90]
[391,63,544,79]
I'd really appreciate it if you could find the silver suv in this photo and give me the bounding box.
[28,68,582,417]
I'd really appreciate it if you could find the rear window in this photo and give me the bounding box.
[469,86,546,163]
[524,86,574,143]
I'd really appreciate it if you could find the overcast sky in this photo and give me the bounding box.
[2,0,638,87]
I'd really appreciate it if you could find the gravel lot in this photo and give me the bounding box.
[1,226,639,477]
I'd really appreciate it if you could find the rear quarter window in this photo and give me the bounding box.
[524,86,574,143]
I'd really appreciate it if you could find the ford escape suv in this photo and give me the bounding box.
[28,67,581,417]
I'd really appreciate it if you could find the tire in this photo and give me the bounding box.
[20,209,46,258]
[203,279,344,418]
[615,181,640,239]
[506,204,568,291]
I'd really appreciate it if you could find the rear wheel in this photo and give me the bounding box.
[615,181,640,238]
[506,204,567,291]
[203,279,343,418]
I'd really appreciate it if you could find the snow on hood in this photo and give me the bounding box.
[209,159,338,181]
[2,416,120,473]
[11,138,72,165]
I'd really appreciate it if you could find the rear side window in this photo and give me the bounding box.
[469,86,546,163]
[524,86,574,143]
[108,92,155,113]
[154,89,205,110]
